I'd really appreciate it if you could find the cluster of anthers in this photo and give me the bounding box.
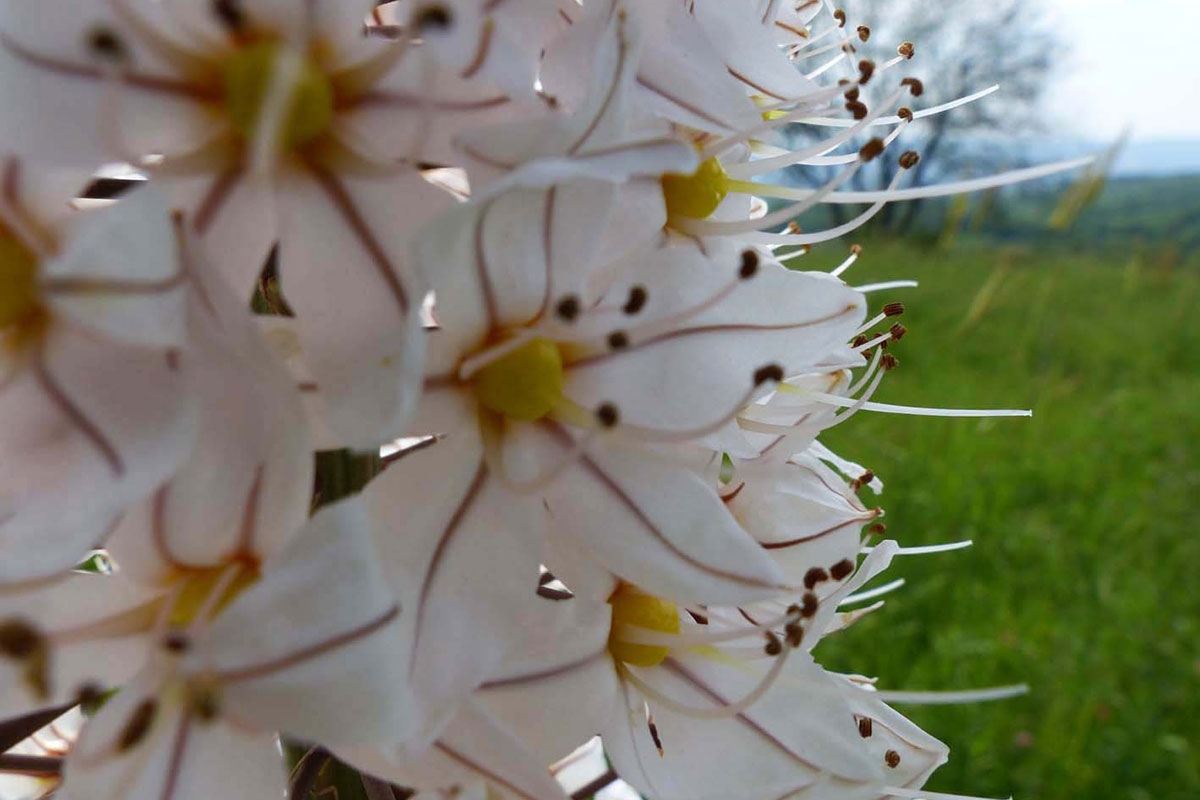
[0,2,1086,800]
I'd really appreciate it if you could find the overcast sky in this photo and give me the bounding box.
[1046,0,1200,141]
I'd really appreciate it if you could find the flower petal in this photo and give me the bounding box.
[605,649,882,800]
[44,185,187,350]
[0,0,223,165]
[347,697,571,800]
[63,672,284,800]
[564,251,866,438]
[196,496,410,746]
[531,428,790,606]
[0,325,195,584]
[363,422,545,741]
[105,267,312,578]
[276,166,445,447]
[0,571,159,719]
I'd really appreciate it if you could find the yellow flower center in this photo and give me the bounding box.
[166,565,259,628]
[661,157,730,220]
[222,41,334,151]
[0,227,41,333]
[607,585,680,668]
[472,337,565,422]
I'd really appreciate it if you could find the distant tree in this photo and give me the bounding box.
[784,0,1063,232]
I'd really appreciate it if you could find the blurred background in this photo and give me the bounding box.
[793,1,1199,798]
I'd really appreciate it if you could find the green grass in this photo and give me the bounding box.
[809,238,1200,800]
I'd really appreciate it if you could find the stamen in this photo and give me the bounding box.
[854,280,919,293]
[613,606,804,649]
[798,84,999,129]
[737,166,908,246]
[839,577,906,606]
[676,157,868,237]
[609,382,764,444]
[872,684,1029,705]
[862,540,973,556]
[726,88,905,177]
[828,244,861,277]
[617,645,792,720]
[807,389,1033,418]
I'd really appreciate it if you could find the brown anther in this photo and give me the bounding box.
[77,683,106,708]
[898,107,914,122]
[786,603,803,617]
[190,687,221,722]
[899,150,921,169]
[858,138,886,162]
[883,302,905,317]
[803,567,830,590]
[889,322,908,341]
[898,41,915,59]
[754,363,784,386]
[117,699,159,752]
[885,750,901,768]
[607,330,629,350]
[595,403,620,428]
[786,220,803,235]
[830,558,855,581]
[845,100,868,120]
[414,3,454,30]
[850,243,863,255]
[212,0,246,30]
[764,631,784,656]
[556,294,581,321]
[784,621,805,647]
[623,286,648,315]
[833,9,847,26]
[739,249,760,279]
[901,77,924,97]
[881,352,899,370]
[0,619,40,659]
[843,86,860,102]
[858,717,874,738]
[869,522,888,535]
[852,334,869,348]
[162,631,190,653]
[857,25,871,42]
[857,60,875,84]
[859,469,875,485]
[86,26,128,62]
[800,592,819,618]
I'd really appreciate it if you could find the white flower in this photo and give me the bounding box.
[352,179,866,739]
[472,560,949,800]
[0,0,540,445]
[0,157,193,585]
[56,496,408,800]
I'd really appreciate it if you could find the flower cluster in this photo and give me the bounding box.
[0,2,1083,799]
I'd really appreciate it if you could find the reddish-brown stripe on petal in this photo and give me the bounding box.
[193,167,243,236]
[410,460,488,670]
[305,162,410,315]
[158,710,192,800]
[31,349,123,477]
[215,603,401,683]
[432,741,544,800]
[480,647,608,690]
[659,657,822,770]
[0,33,216,100]
[545,424,785,592]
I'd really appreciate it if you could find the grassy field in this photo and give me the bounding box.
[811,237,1200,800]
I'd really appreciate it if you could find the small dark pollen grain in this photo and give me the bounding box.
[117,699,159,752]
[830,558,855,581]
[803,567,829,590]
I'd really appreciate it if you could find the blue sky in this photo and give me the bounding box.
[1047,0,1200,141]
